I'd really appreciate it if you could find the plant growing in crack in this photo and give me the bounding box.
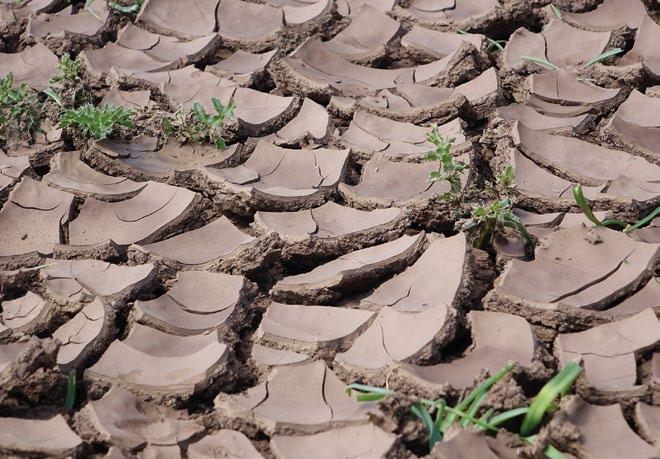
[0,73,42,142]
[573,184,660,234]
[347,362,582,459]
[107,0,144,13]
[458,29,506,52]
[521,48,623,70]
[163,98,235,149]
[43,54,87,109]
[424,124,468,200]
[59,103,134,140]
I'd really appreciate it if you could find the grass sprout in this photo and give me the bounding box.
[59,103,134,140]
[584,48,624,67]
[108,0,144,13]
[458,29,505,52]
[347,362,581,458]
[64,370,76,410]
[46,54,85,108]
[423,125,467,199]
[550,4,561,20]
[521,55,560,70]
[573,184,659,234]
[163,98,235,149]
[0,73,41,141]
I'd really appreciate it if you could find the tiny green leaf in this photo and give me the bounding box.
[584,48,623,67]
[550,4,561,19]
[64,370,76,410]
[521,55,560,70]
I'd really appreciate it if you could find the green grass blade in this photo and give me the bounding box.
[42,88,62,107]
[356,393,388,402]
[572,184,604,226]
[64,370,76,410]
[521,55,559,70]
[461,391,487,427]
[625,206,660,233]
[411,403,441,450]
[584,48,623,67]
[345,383,395,397]
[520,362,582,436]
[550,4,561,19]
[488,407,529,427]
[524,437,566,459]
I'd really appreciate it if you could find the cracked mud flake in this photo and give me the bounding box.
[232,88,297,128]
[101,88,152,110]
[69,181,199,247]
[1,291,52,335]
[86,324,228,399]
[0,151,30,193]
[79,385,202,450]
[607,89,660,161]
[335,0,394,17]
[341,156,469,205]
[80,43,176,77]
[363,233,468,312]
[513,121,660,187]
[341,110,466,160]
[394,0,499,22]
[401,26,483,59]
[116,23,218,66]
[188,430,264,459]
[322,5,400,61]
[335,300,455,372]
[0,342,27,374]
[270,98,330,145]
[132,216,256,267]
[497,104,589,131]
[529,69,621,106]
[0,415,82,457]
[214,360,377,433]
[504,19,610,68]
[216,0,282,43]
[496,226,658,309]
[400,311,535,389]
[135,270,249,335]
[251,343,310,368]
[0,177,74,261]
[431,429,517,459]
[560,0,648,31]
[607,278,659,317]
[563,397,655,458]
[555,308,659,393]
[137,0,218,39]
[257,301,375,350]
[40,259,155,299]
[27,0,108,40]
[255,201,404,241]
[44,151,147,200]
[0,43,59,89]
[271,232,425,303]
[52,297,108,369]
[271,424,397,459]
[618,15,660,79]
[207,49,277,80]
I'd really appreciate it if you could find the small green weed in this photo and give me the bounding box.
[64,369,76,410]
[458,29,506,52]
[521,55,559,70]
[573,184,660,234]
[423,125,467,199]
[462,196,531,249]
[521,47,623,70]
[59,104,134,140]
[550,4,561,20]
[0,73,41,141]
[50,54,83,87]
[584,48,624,67]
[347,362,582,458]
[163,98,235,149]
[108,0,144,13]
[44,54,86,108]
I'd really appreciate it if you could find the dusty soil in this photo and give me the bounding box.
[0,0,659,458]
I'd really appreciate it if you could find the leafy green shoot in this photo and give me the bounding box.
[108,0,144,13]
[521,55,560,70]
[584,48,624,67]
[423,125,467,198]
[550,4,561,20]
[462,197,531,249]
[50,54,83,86]
[572,184,659,234]
[59,104,134,140]
[520,362,582,436]
[64,370,76,410]
[163,98,235,149]
[0,73,41,140]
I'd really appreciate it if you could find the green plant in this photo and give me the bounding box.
[0,73,41,140]
[462,197,531,249]
[50,54,83,86]
[521,55,560,70]
[550,4,561,20]
[584,48,624,67]
[108,0,144,13]
[423,125,468,199]
[44,54,86,108]
[347,362,582,458]
[163,98,235,149]
[59,103,134,140]
[458,29,506,52]
[64,370,76,410]
[573,184,660,234]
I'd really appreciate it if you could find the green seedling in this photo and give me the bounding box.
[59,103,134,140]
[521,55,560,70]
[584,48,624,67]
[573,184,660,234]
[45,54,85,108]
[458,29,506,52]
[108,0,144,13]
[84,0,102,20]
[550,4,561,20]
[348,362,581,458]
[0,73,41,140]
[64,370,76,410]
[462,197,531,249]
[423,125,468,199]
[163,98,235,149]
